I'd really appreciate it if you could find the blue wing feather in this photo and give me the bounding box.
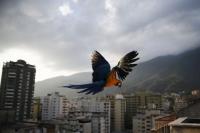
[92,51,111,82]
[63,81,105,95]
[92,64,110,82]
[63,51,111,95]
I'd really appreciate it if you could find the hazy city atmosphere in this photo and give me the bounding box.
[0,0,200,133]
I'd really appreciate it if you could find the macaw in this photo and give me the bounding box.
[63,51,139,94]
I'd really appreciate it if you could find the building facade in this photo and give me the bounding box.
[63,97,111,133]
[133,109,161,133]
[125,94,141,129]
[0,60,36,121]
[174,97,188,112]
[41,92,69,120]
[106,95,115,132]
[125,93,162,129]
[114,94,126,132]
[32,97,42,121]
[76,98,111,133]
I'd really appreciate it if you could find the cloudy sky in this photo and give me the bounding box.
[0,0,200,81]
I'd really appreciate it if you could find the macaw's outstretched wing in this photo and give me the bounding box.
[92,51,111,82]
[112,51,139,80]
[63,51,110,95]
[63,81,105,95]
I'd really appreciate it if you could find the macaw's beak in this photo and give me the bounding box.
[117,82,122,88]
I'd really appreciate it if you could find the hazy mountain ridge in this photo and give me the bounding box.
[125,46,200,93]
[34,72,92,97]
[34,47,200,97]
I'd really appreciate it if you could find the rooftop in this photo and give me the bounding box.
[169,117,200,127]
[154,114,177,121]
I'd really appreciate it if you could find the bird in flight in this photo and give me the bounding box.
[63,51,139,94]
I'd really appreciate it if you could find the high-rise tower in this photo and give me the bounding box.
[0,60,36,121]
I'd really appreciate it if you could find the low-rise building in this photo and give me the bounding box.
[0,122,38,133]
[64,97,111,133]
[169,117,200,133]
[191,90,200,97]
[76,98,111,133]
[177,98,200,118]
[151,114,177,133]
[32,97,42,121]
[133,108,161,133]
[125,93,162,130]
[174,97,188,112]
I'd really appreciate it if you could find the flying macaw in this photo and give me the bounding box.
[63,51,139,94]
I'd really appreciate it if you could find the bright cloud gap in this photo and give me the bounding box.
[58,3,73,16]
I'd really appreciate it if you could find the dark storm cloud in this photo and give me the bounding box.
[0,0,200,73]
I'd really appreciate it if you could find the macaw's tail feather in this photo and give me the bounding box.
[63,81,105,95]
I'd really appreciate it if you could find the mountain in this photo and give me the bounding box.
[125,46,200,93]
[34,47,200,97]
[34,72,91,98]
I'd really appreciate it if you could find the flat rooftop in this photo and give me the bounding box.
[183,118,200,124]
[169,117,200,127]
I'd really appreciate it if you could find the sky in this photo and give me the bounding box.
[0,0,200,81]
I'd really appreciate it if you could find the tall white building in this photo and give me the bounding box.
[41,92,69,120]
[114,94,126,132]
[59,95,69,117]
[106,94,126,132]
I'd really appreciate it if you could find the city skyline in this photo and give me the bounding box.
[0,0,200,81]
